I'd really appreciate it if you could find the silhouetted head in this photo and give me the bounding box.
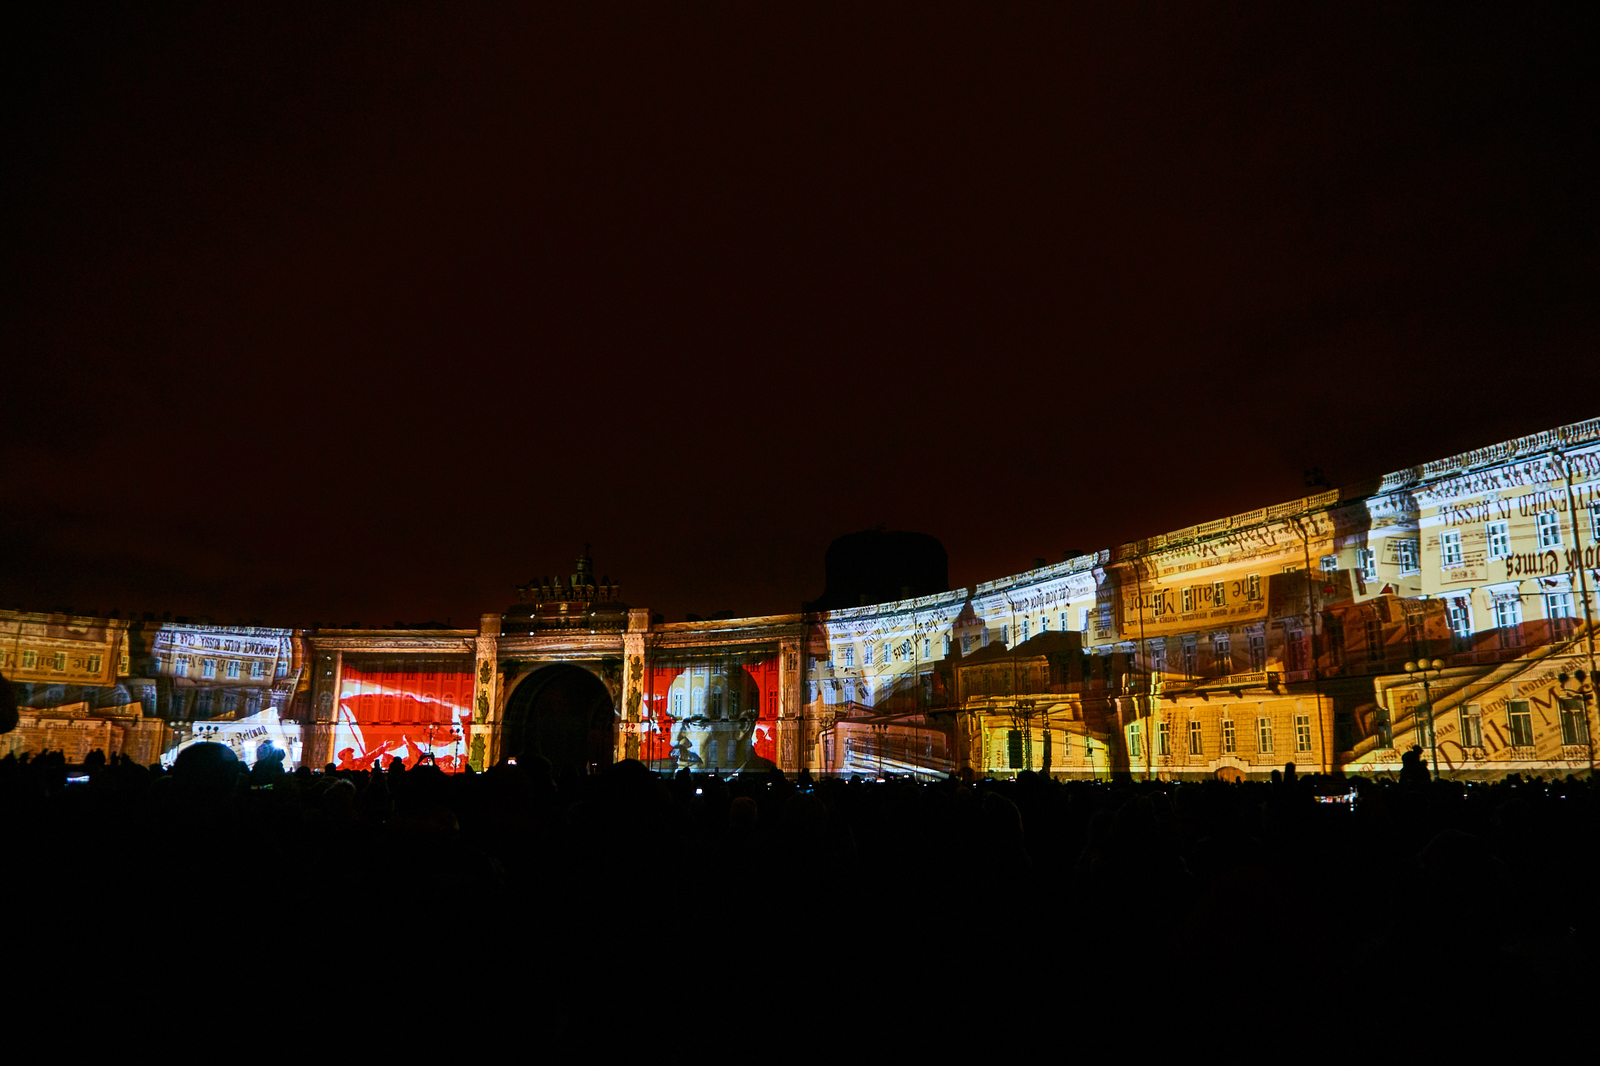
[172,742,241,799]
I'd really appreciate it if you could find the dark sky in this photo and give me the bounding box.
[4,2,1597,627]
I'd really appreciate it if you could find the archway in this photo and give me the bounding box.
[501,664,616,783]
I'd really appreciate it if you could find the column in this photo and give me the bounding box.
[471,613,498,770]
[304,647,340,769]
[777,637,802,773]
[620,608,651,762]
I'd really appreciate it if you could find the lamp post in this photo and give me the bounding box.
[1403,657,1445,777]
[1555,668,1595,775]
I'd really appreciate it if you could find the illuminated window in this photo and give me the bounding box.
[1181,638,1197,678]
[1157,720,1171,756]
[922,638,930,659]
[1128,721,1143,758]
[22,649,36,669]
[883,642,891,662]
[1147,640,1166,675]
[1404,606,1424,646]
[87,654,102,673]
[1248,631,1265,671]
[960,635,970,655]
[53,652,66,671]
[672,692,684,717]
[1559,697,1589,745]
[1357,548,1377,581]
[999,627,1007,647]
[1460,704,1482,747]
[1494,596,1522,646]
[864,643,873,665]
[1396,540,1420,573]
[1257,716,1274,753]
[1246,574,1261,601]
[1188,719,1203,755]
[1547,593,1576,636]
[1213,633,1232,674]
[1320,554,1338,573]
[1213,581,1226,607]
[1537,512,1562,548]
[1019,619,1029,642]
[1440,530,1462,567]
[119,653,129,674]
[1592,505,1600,544]
[943,635,951,656]
[1447,597,1472,645]
[1295,713,1312,752]
[1181,586,1194,613]
[1507,700,1534,747]
[275,659,287,677]
[225,659,241,679]
[1222,718,1236,753]
[250,660,265,679]
[843,646,854,667]
[1488,522,1510,558]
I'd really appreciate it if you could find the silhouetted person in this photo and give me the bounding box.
[1400,745,1431,788]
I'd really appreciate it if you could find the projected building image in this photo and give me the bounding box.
[8,416,1600,781]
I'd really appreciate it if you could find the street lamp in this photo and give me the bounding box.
[1403,657,1445,777]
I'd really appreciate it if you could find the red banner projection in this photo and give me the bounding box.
[638,654,779,770]
[335,662,474,772]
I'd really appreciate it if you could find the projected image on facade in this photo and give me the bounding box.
[636,647,780,773]
[334,659,475,771]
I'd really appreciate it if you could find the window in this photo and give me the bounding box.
[21,649,36,669]
[1257,716,1274,753]
[1062,611,1071,633]
[1559,697,1589,746]
[1181,639,1197,678]
[1286,629,1307,672]
[1213,633,1232,675]
[1157,719,1171,756]
[1396,540,1420,573]
[250,660,265,679]
[1148,640,1167,675]
[275,659,287,677]
[119,653,129,675]
[1129,721,1143,759]
[87,654,102,674]
[1188,719,1204,755]
[225,659,241,679]
[1459,704,1482,747]
[51,652,66,671]
[1537,511,1562,548]
[1488,521,1510,558]
[1320,554,1339,573]
[1447,597,1473,646]
[1019,619,1029,642]
[1404,607,1425,647]
[1547,593,1576,636]
[1440,530,1463,567]
[176,657,189,677]
[1507,700,1535,747]
[1040,614,1050,633]
[1357,548,1377,581]
[864,644,873,666]
[999,627,1007,647]
[201,658,217,679]
[1295,713,1312,752]
[1246,573,1261,601]
[1213,581,1226,607]
[1222,718,1237,753]
[1592,505,1600,545]
[1248,632,1266,671]
[1181,586,1194,612]
[960,635,970,655]
[1494,596,1523,647]
[922,638,930,659]
[672,692,684,717]
[1364,618,1384,662]
[942,635,951,656]
[843,646,855,667]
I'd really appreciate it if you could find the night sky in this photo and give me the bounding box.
[5,2,1597,627]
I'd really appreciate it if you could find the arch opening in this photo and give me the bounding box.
[501,664,615,783]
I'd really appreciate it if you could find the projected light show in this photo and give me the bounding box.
[334,659,475,772]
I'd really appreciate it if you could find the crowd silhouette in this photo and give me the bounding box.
[3,743,1592,1037]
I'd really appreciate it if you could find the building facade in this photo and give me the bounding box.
[7,417,1599,780]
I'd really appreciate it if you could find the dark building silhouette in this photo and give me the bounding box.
[805,529,949,612]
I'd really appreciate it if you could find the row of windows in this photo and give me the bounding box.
[1128,714,1315,758]
[152,655,283,679]
[1455,699,1589,749]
